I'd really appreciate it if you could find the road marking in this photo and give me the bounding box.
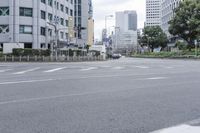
[146,77,167,80]
[112,66,125,70]
[0,69,11,73]
[151,118,200,133]
[44,67,67,73]
[80,67,98,71]
[0,79,54,85]
[13,67,40,75]
[135,66,149,69]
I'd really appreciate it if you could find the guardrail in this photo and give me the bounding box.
[0,55,106,62]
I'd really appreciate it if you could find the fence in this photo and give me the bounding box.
[0,55,106,62]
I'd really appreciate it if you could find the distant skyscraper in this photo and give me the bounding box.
[115,10,138,52]
[146,0,161,27]
[116,10,137,32]
[161,0,182,35]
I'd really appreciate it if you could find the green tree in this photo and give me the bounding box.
[142,26,168,52]
[168,0,200,49]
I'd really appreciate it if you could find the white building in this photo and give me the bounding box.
[0,0,74,49]
[161,0,182,36]
[115,10,138,52]
[145,0,161,27]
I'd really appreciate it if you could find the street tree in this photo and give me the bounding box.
[168,0,200,49]
[142,26,168,52]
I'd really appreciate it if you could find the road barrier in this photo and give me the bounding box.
[0,55,106,62]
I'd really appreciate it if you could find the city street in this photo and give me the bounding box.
[1,58,200,133]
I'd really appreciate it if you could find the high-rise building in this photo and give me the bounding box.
[145,0,161,27]
[115,10,138,52]
[116,11,137,32]
[74,0,94,46]
[161,0,182,36]
[0,0,74,49]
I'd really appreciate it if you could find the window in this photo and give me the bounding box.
[65,7,69,14]
[19,25,32,34]
[65,20,68,26]
[60,4,64,12]
[70,9,73,16]
[20,7,32,17]
[60,18,64,25]
[48,0,53,6]
[40,27,46,36]
[0,25,9,34]
[41,10,46,20]
[0,7,9,16]
[60,32,64,39]
[48,13,53,21]
[41,0,46,4]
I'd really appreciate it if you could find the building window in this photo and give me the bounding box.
[0,25,9,34]
[60,4,64,12]
[70,9,73,16]
[48,13,53,21]
[41,10,46,20]
[41,0,46,4]
[0,7,9,16]
[19,25,32,34]
[60,18,64,25]
[65,20,68,26]
[48,0,53,6]
[60,32,64,39]
[41,27,46,36]
[20,7,33,17]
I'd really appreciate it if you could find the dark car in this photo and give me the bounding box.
[112,54,122,59]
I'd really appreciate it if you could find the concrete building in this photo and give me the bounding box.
[145,0,161,27]
[74,0,94,46]
[115,10,138,52]
[161,0,182,36]
[0,0,74,49]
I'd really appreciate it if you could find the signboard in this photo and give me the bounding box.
[68,16,74,38]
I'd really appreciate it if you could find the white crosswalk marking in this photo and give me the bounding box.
[112,66,125,70]
[13,67,40,75]
[135,66,149,69]
[44,67,67,73]
[80,67,98,71]
[0,69,11,73]
[147,77,167,80]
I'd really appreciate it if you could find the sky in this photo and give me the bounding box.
[93,0,146,40]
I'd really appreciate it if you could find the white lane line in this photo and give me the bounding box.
[0,69,11,73]
[44,67,67,73]
[135,66,149,69]
[80,67,98,71]
[13,67,40,75]
[151,118,200,133]
[0,79,54,85]
[151,124,200,133]
[146,77,167,80]
[112,66,125,70]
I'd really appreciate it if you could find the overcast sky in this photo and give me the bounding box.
[93,0,146,40]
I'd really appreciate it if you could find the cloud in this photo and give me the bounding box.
[93,0,146,40]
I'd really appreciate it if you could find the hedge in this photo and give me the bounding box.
[12,48,50,56]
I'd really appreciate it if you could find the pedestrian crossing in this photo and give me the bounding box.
[0,64,178,75]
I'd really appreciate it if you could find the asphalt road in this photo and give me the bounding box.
[1,58,200,133]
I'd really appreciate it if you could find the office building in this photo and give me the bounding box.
[161,0,182,36]
[146,0,161,27]
[0,0,74,49]
[115,10,138,52]
[74,0,94,46]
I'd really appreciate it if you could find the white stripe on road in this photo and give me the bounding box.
[146,77,167,80]
[135,66,149,69]
[13,67,40,75]
[0,69,11,73]
[151,118,200,133]
[44,67,67,73]
[112,66,125,70]
[0,79,54,85]
[80,67,98,71]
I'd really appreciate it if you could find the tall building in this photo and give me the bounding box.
[161,0,182,36]
[115,10,138,52]
[0,0,74,49]
[74,0,94,46]
[146,0,161,27]
[116,11,137,32]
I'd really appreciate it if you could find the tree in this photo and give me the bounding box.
[168,0,200,49]
[142,26,168,52]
